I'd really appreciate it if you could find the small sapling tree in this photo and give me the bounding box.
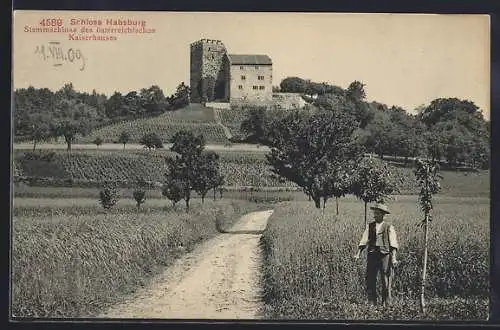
[133,177,147,210]
[133,189,146,210]
[414,159,442,314]
[351,157,399,225]
[119,131,130,150]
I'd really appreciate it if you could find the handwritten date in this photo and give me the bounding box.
[34,42,86,71]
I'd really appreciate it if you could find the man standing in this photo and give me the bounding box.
[354,202,399,306]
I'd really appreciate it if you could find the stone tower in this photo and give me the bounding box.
[190,39,229,103]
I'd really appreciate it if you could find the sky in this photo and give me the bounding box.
[12,11,490,119]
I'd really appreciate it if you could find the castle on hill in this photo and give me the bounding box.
[189,39,273,105]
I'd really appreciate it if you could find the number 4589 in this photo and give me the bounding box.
[40,18,63,26]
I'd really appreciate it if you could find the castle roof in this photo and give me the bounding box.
[227,54,272,65]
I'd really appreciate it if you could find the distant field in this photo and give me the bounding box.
[13,149,490,197]
[77,105,229,144]
[261,198,489,320]
[13,149,297,188]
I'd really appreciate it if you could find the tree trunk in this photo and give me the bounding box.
[185,197,190,213]
[123,143,126,151]
[364,201,367,226]
[33,140,37,151]
[336,197,339,215]
[136,202,140,210]
[420,213,430,314]
[201,194,205,204]
[312,196,321,209]
[213,188,216,201]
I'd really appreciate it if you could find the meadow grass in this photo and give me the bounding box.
[260,197,489,320]
[12,198,268,318]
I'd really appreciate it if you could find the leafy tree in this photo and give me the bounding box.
[279,77,307,93]
[133,189,146,210]
[363,112,393,158]
[194,151,222,204]
[240,107,270,143]
[122,91,144,118]
[213,174,225,200]
[118,131,130,150]
[93,137,103,148]
[140,85,167,115]
[265,109,364,209]
[105,92,124,118]
[167,131,207,211]
[414,159,442,313]
[51,98,98,151]
[99,183,120,210]
[351,157,400,225]
[26,113,51,151]
[169,131,205,157]
[162,173,185,207]
[327,165,354,215]
[164,156,194,212]
[140,133,163,150]
[346,80,366,102]
[419,98,483,127]
[170,82,190,110]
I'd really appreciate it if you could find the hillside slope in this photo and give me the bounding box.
[79,104,229,144]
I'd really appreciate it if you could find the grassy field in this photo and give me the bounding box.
[12,198,269,318]
[76,105,229,144]
[260,197,490,320]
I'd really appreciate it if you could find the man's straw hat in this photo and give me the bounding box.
[370,202,390,214]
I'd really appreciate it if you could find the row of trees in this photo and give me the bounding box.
[243,78,490,170]
[14,83,191,150]
[98,130,224,212]
[242,106,399,217]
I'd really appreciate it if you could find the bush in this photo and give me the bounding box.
[139,133,163,150]
[99,185,120,209]
[133,189,146,209]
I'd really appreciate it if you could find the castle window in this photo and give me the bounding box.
[241,75,246,80]
[255,66,259,70]
[259,86,265,90]
[253,86,258,90]
[238,85,243,90]
[258,75,264,80]
[240,66,244,70]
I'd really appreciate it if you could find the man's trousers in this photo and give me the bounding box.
[366,250,393,305]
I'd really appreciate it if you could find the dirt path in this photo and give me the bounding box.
[99,210,274,319]
[212,108,234,140]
